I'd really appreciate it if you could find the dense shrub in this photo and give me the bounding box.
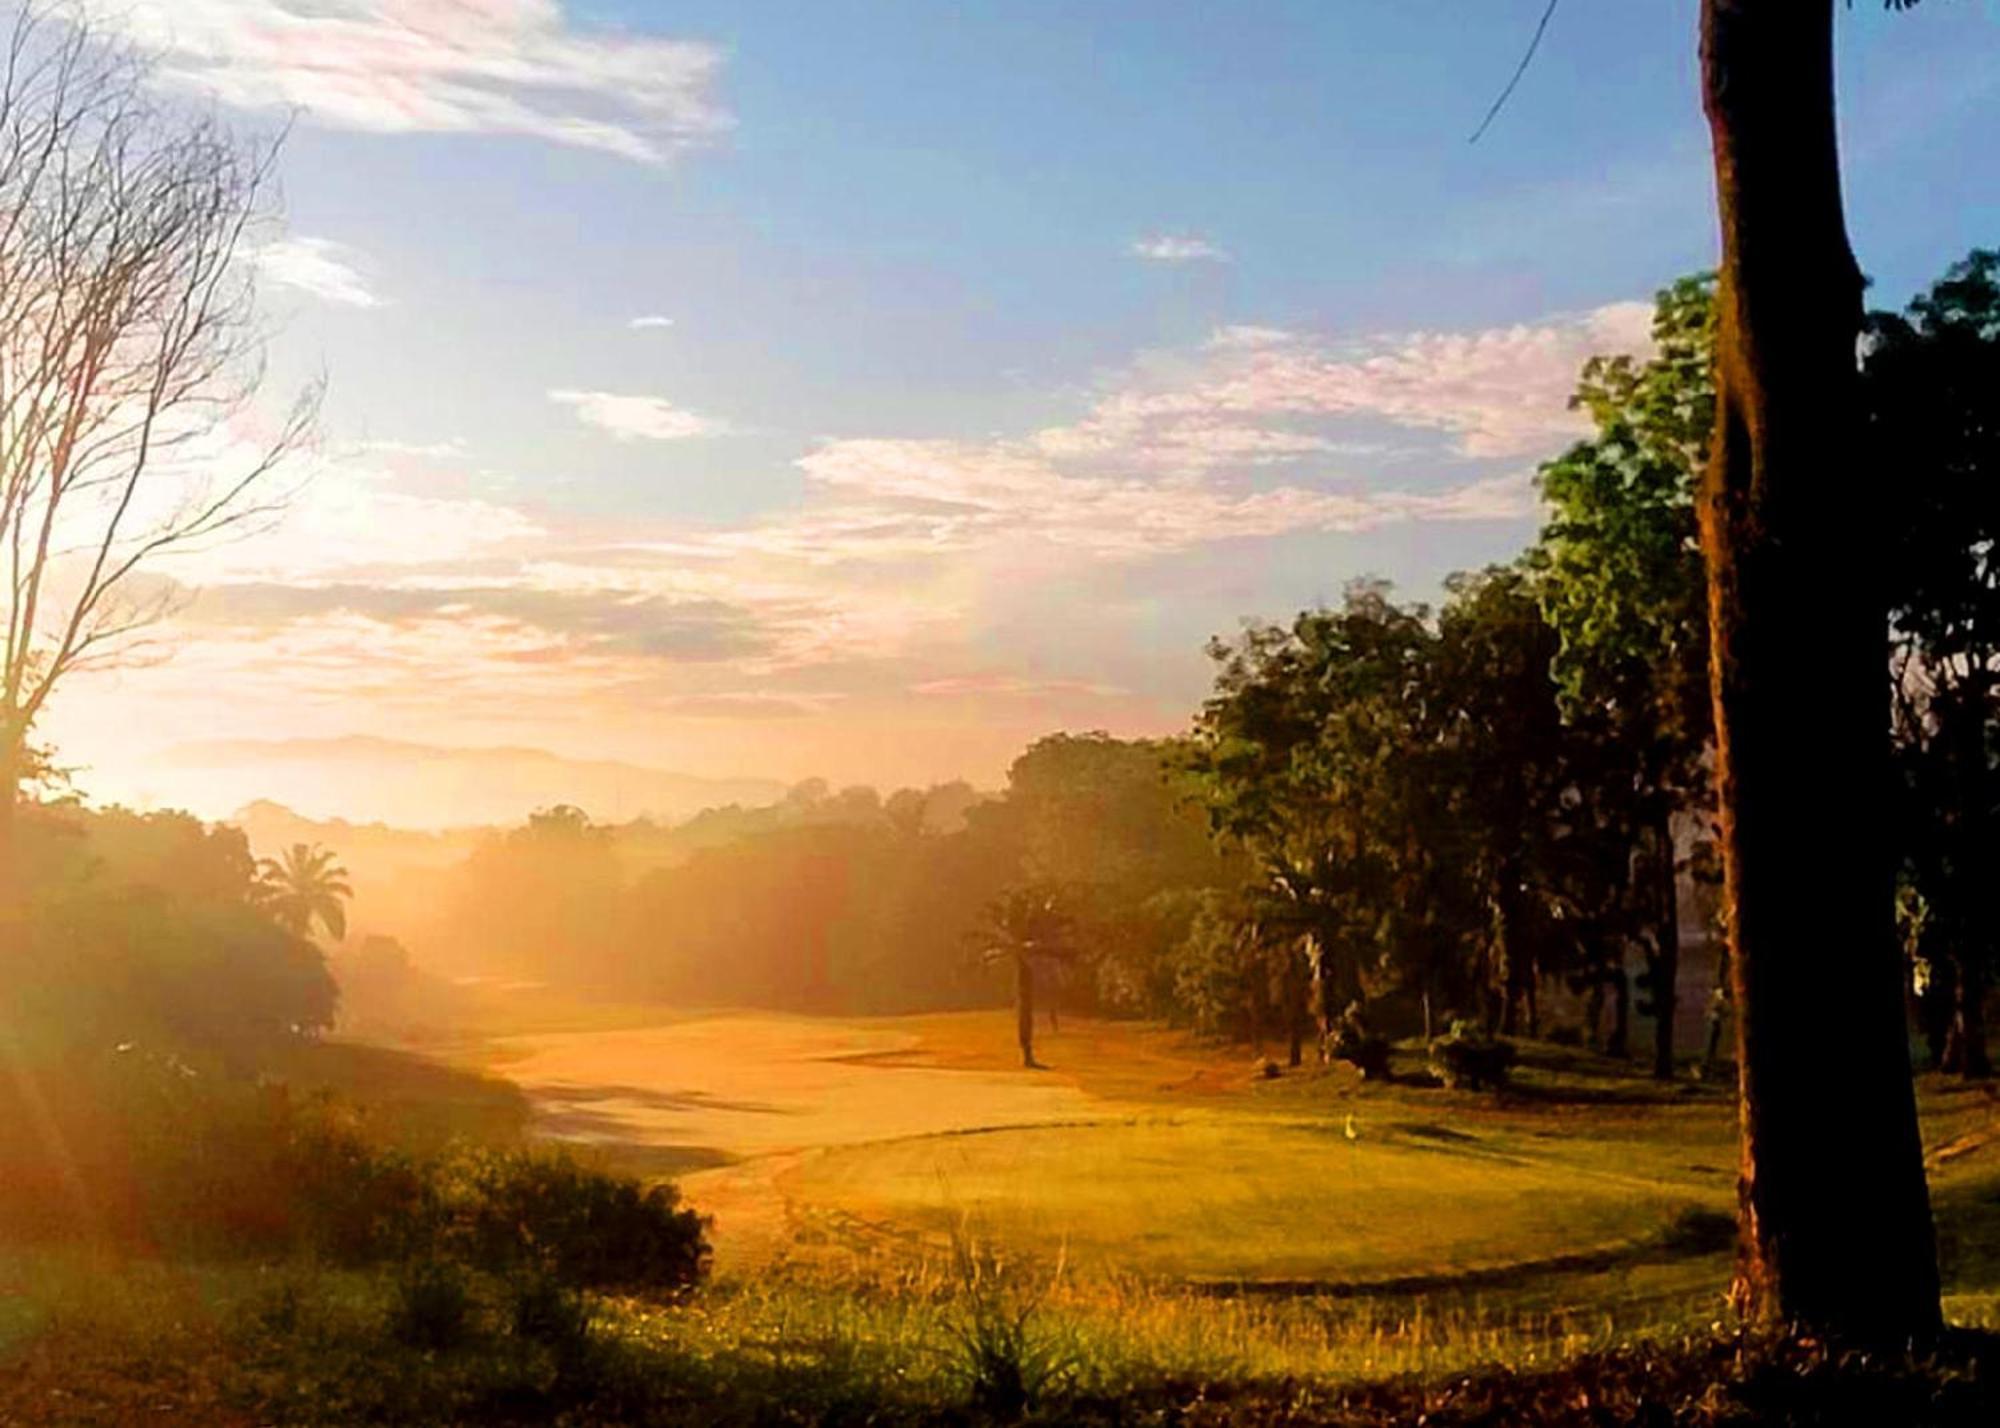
[1428,1021,1517,1090]
[507,1269,597,1350]
[389,1258,474,1350]
[2,1049,710,1296]
[440,1147,710,1292]
[1330,1004,1393,1081]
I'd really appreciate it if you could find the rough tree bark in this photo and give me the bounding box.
[1698,0,1939,1338]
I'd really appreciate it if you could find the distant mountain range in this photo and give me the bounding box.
[160,735,787,830]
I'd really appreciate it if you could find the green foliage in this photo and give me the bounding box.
[1168,887,1277,1040]
[1330,1003,1393,1081]
[1534,273,1714,740]
[2,1049,709,1299]
[5,804,337,1059]
[1429,1020,1518,1092]
[938,1233,1081,1417]
[1874,249,2000,1076]
[1184,582,1436,1020]
[996,732,1243,1018]
[254,842,353,942]
[389,1257,475,1351]
[507,1268,597,1351]
[439,1146,710,1293]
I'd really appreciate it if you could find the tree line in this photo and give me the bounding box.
[340,252,1997,1091]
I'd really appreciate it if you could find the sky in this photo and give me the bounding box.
[36,0,2000,824]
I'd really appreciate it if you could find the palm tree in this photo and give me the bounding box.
[971,884,1075,1069]
[256,842,353,942]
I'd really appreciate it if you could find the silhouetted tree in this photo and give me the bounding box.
[971,885,1076,1068]
[256,843,353,942]
[1696,0,1938,1337]
[1875,249,2000,1081]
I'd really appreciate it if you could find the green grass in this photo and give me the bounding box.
[787,1111,1711,1286]
[8,1012,2000,1422]
[259,1039,531,1152]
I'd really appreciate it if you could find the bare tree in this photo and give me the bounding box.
[0,5,311,876]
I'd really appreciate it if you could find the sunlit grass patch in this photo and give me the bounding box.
[785,1111,1717,1286]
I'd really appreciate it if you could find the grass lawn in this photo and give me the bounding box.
[786,1112,1704,1285]
[438,1005,2000,1327]
[7,1007,2000,1422]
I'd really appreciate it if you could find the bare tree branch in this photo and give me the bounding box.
[0,3,312,806]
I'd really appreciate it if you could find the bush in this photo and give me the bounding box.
[389,1258,473,1351]
[1330,1003,1393,1081]
[19,1050,710,1299]
[440,1147,710,1292]
[1428,1021,1517,1090]
[508,1269,597,1352]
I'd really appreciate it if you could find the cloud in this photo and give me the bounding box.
[659,693,825,720]
[104,1,731,165]
[1131,234,1230,264]
[1052,301,1655,463]
[251,237,381,307]
[51,295,1657,798]
[186,583,772,663]
[628,315,677,330]
[550,390,721,441]
[911,674,1127,698]
[784,439,1532,561]
[348,438,468,460]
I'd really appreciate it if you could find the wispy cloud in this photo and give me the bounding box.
[911,674,1127,699]
[251,236,381,307]
[56,298,1654,798]
[1050,301,1655,463]
[1131,234,1231,264]
[549,390,722,441]
[105,1,731,165]
[348,438,468,460]
[628,315,677,330]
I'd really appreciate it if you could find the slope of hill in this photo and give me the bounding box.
[162,735,786,829]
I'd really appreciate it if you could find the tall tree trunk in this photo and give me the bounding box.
[1949,956,1990,1080]
[1607,963,1630,1060]
[1307,933,1339,1061]
[1015,957,1037,1068]
[1698,0,1939,1338]
[1651,807,1681,1081]
[1491,868,1532,1037]
[1284,948,1306,1067]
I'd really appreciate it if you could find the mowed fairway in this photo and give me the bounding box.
[483,1011,1748,1296]
[789,1113,1691,1285]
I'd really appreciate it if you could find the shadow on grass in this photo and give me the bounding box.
[1184,1205,1735,1301]
[269,1041,531,1149]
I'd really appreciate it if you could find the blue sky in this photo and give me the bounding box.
[43,1,2000,822]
